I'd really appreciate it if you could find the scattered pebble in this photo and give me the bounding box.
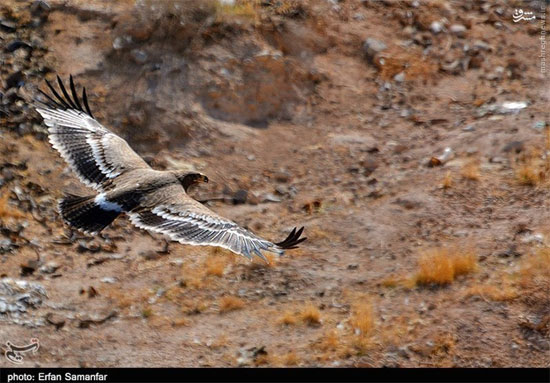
[430,21,443,34]
[362,37,387,62]
[449,24,467,37]
[232,189,248,205]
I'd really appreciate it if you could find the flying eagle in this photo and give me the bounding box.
[35,76,305,261]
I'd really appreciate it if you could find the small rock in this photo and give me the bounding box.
[0,239,15,253]
[45,313,65,330]
[498,101,528,114]
[362,38,387,62]
[489,156,507,164]
[274,170,291,183]
[502,141,524,154]
[520,233,544,244]
[130,49,147,64]
[393,72,405,83]
[274,185,288,196]
[449,24,467,37]
[473,40,492,51]
[31,1,51,17]
[532,121,546,132]
[497,245,521,258]
[39,262,59,274]
[6,41,32,53]
[430,21,443,34]
[6,71,24,89]
[393,198,422,210]
[232,189,248,205]
[262,193,282,203]
[100,277,116,284]
[170,258,184,266]
[0,20,16,33]
[112,35,132,50]
[139,250,162,261]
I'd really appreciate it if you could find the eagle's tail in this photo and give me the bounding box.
[59,193,121,235]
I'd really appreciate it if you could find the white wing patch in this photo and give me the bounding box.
[94,193,122,212]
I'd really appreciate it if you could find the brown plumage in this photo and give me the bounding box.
[35,76,306,261]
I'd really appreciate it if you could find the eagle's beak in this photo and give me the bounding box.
[201,175,209,183]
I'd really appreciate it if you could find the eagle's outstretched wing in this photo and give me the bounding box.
[35,76,150,191]
[128,183,306,260]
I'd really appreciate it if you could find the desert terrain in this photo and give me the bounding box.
[0,0,549,367]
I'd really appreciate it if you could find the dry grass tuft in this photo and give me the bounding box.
[515,148,548,186]
[350,302,375,337]
[0,192,25,219]
[518,247,550,312]
[318,329,340,351]
[278,310,298,326]
[415,247,478,286]
[181,299,209,315]
[375,49,438,81]
[205,255,227,277]
[141,307,153,318]
[461,160,480,181]
[171,317,188,327]
[442,171,453,189]
[464,247,549,307]
[219,296,245,313]
[215,0,259,22]
[464,284,518,302]
[281,351,299,366]
[300,303,321,326]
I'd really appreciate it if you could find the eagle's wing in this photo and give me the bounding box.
[128,183,306,261]
[35,76,150,191]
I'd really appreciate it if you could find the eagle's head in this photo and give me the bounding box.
[177,172,209,192]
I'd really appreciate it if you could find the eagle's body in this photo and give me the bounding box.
[35,76,305,260]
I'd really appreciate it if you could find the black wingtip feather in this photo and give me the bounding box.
[69,75,82,111]
[45,78,70,109]
[82,87,94,118]
[57,75,77,109]
[38,75,94,118]
[275,226,306,249]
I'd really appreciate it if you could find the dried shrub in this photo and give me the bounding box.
[375,48,438,81]
[219,296,245,313]
[300,303,321,326]
[278,310,298,326]
[0,192,25,219]
[464,284,518,302]
[350,302,374,337]
[205,255,227,277]
[281,351,299,366]
[518,247,550,315]
[442,171,453,189]
[515,148,548,186]
[461,160,480,181]
[215,0,259,22]
[416,247,478,286]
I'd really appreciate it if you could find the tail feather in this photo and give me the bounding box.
[59,194,120,234]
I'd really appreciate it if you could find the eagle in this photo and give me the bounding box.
[35,76,305,261]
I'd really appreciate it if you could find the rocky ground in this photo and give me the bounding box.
[0,0,549,367]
